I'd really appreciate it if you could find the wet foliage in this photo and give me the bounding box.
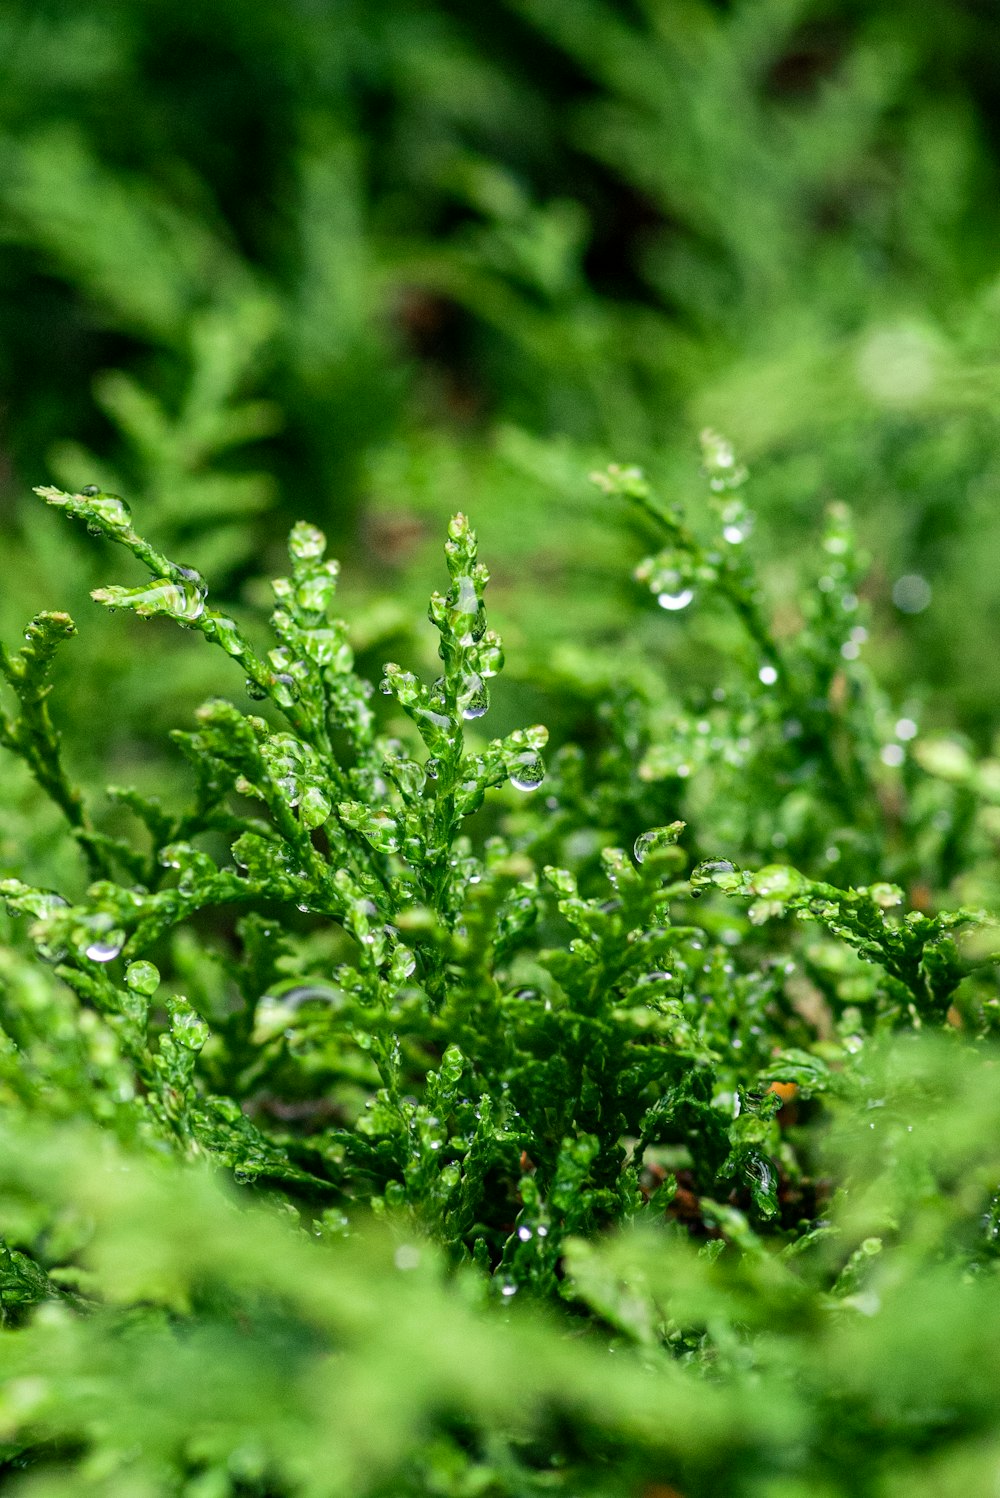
[1,440,1000,1495]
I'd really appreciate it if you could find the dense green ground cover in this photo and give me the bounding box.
[2,2,1000,1493]
[2,449,1000,1495]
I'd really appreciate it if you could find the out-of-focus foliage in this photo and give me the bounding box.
[2,456,1000,1493]
[2,0,1000,743]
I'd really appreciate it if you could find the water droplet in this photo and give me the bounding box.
[80,484,100,496]
[508,750,544,791]
[500,1281,518,1298]
[302,626,352,671]
[245,678,268,700]
[880,743,905,767]
[358,809,400,853]
[459,671,489,720]
[390,947,417,981]
[172,566,208,618]
[747,1155,773,1195]
[170,1001,209,1050]
[517,1225,532,1241]
[752,865,800,898]
[448,575,487,645]
[758,664,778,685]
[723,524,747,544]
[478,635,505,678]
[690,858,739,897]
[206,615,245,655]
[271,672,299,706]
[633,821,685,863]
[895,717,918,740]
[85,935,124,963]
[93,573,206,623]
[89,492,132,528]
[125,960,160,995]
[657,588,694,611]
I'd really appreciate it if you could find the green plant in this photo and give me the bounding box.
[5,0,1000,739]
[1,439,999,1494]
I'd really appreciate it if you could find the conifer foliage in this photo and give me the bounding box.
[1,442,999,1495]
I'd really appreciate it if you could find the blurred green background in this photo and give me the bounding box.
[2,0,1000,780]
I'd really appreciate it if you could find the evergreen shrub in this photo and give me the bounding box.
[1,435,1000,1496]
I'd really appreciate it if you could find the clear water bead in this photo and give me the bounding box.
[89,492,132,528]
[657,588,694,611]
[508,750,544,791]
[633,822,685,864]
[85,934,124,963]
[459,671,489,719]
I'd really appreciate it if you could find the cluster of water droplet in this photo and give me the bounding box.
[166,995,210,1052]
[259,733,332,829]
[812,503,873,668]
[36,483,133,533]
[701,429,754,547]
[699,429,748,493]
[380,514,546,808]
[270,526,350,681]
[158,840,218,894]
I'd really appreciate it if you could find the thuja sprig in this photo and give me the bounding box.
[35,487,357,764]
[689,857,989,1019]
[374,511,547,923]
[6,491,549,1095]
[0,611,112,880]
[592,435,780,670]
[593,435,887,849]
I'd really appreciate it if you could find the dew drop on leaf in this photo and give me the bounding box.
[89,493,132,528]
[690,858,739,896]
[459,671,489,720]
[508,750,544,791]
[125,960,160,995]
[633,822,685,863]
